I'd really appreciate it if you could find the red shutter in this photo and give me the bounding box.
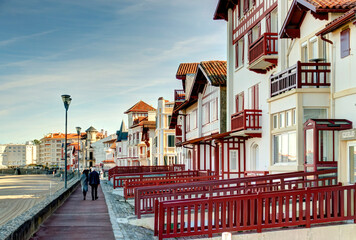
[248,30,252,45]
[238,0,241,19]
[258,22,261,37]
[266,13,271,33]
[244,0,249,13]
[242,38,245,64]
[252,84,259,110]
[235,95,239,113]
[235,43,239,68]
[341,28,350,58]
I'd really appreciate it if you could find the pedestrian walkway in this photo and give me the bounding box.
[30,184,115,240]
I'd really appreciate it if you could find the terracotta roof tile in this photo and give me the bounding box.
[124,100,156,114]
[176,63,199,79]
[199,61,227,86]
[305,0,356,10]
[317,7,356,35]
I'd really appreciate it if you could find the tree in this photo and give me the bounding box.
[33,139,41,145]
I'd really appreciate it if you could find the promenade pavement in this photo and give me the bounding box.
[31,184,115,240]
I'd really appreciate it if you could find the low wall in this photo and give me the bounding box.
[1,180,80,240]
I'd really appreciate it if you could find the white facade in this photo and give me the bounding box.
[91,134,116,167]
[0,142,37,167]
[153,98,176,165]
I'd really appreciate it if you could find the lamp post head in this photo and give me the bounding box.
[76,126,81,135]
[61,94,72,111]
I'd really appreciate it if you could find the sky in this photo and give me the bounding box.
[0,0,226,144]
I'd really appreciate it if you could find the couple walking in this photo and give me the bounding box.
[80,168,100,200]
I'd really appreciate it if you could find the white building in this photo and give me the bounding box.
[124,100,156,166]
[0,142,37,167]
[152,97,176,166]
[116,121,129,166]
[91,134,116,167]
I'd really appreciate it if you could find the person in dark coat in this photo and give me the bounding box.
[88,167,100,200]
[80,169,89,200]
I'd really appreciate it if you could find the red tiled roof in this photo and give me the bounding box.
[103,138,116,144]
[213,0,236,21]
[199,61,227,86]
[305,0,356,10]
[317,7,356,35]
[176,63,199,79]
[280,0,355,38]
[43,133,79,139]
[124,100,156,114]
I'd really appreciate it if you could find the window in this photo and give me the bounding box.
[293,109,296,125]
[341,28,350,58]
[211,98,218,121]
[168,115,172,127]
[230,150,238,171]
[273,132,297,163]
[186,114,190,132]
[303,109,327,123]
[203,102,210,125]
[168,135,175,147]
[235,38,244,69]
[190,110,197,129]
[279,112,285,128]
[286,111,292,127]
[301,42,308,62]
[248,84,259,109]
[235,92,244,113]
[273,115,278,129]
[238,0,244,18]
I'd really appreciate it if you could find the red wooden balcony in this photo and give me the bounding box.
[270,61,331,97]
[231,109,262,137]
[174,89,185,102]
[248,33,278,74]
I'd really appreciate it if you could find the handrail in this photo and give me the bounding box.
[112,170,202,188]
[123,174,218,199]
[156,183,355,239]
[108,164,185,180]
[135,169,336,218]
[231,109,262,132]
[270,61,331,97]
[249,32,278,64]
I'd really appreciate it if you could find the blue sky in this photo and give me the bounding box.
[0,0,226,144]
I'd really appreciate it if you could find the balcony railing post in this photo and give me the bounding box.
[296,61,302,88]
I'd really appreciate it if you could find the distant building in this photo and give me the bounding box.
[38,133,80,168]
[153,97,176,165]
[124,100,156,166]
[91,134,116,167]
[0,142,37,167]
[82,126,106,168]
[116,121,128,166]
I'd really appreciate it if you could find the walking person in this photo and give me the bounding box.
[80,169,89,200]
[88,167,100,200]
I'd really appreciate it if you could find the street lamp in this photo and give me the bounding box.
[61,94,72,188]
[76,126,81,177]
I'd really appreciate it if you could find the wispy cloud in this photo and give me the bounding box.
[0,30,56,47]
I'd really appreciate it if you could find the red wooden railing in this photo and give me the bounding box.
[135,169,336,219]
[231,109,262,132]
[156,184,356,240]
[270,61,331,97]
[113,170,201,189]
[108,164,185,181]
[174,89,185,102]
[249,33,278,64]
[124,174,218,199]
